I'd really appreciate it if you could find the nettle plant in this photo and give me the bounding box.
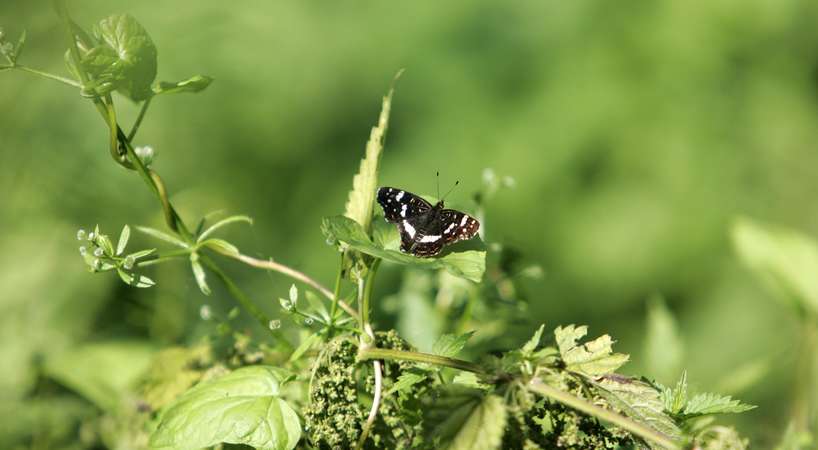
[4,4,757,450]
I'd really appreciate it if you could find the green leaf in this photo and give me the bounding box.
[322,215,486,282]
[555,324,629,377]
[152,75,213,95]
[644,295,683,384]
[14,29,25,61]
[288,333,320,362]
[86,14,157,101]
[289,284,298,306]
[594,375,684,441]
[135,274,156,288]
[522,324,545,356]
[200,238,240,257]
[681,392,756,418]
[190,253,210,295]
[448,394,507,450]
[197,214,253,243]
[44,341,155,412]
[303,290,331,323]
[128,248,156,259]
[150,365,301,450]
[452,372,490,390]
[116,268,134,285]
[432,331,474,358]
[774,423,814,450]
[116,224,131,255]
[731,216,818,315]
[387,371,428,395]
[660,371,688,415]
[136,225,189,248]
[344,77,397,233]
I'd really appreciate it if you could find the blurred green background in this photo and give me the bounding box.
[3,0,818,447]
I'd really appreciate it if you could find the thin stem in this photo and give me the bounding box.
[356,324,383,450]
[136,248,192,267]
[128,96,153,142]
[215,250,358,318]
[361,259,381,329]
[329,252,344,322]
[358,347,485,374]
[527,378,682,450]
[200,254,294,352]
[12,65,81,87]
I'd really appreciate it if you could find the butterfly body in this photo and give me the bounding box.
[377,186,480,257]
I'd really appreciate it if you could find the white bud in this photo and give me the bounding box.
[93,247,104,257]
[268,319,281,330]
[134,145,155,167]
[502,176,516,188]
[123,256,135,270]
[304,318,314,326]
[76,229,86,240]
[79,246,87,256]
[87,232,95,241]
[199,305,212,320]
[92,258,101,270]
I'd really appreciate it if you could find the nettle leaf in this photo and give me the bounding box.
[448,394,507,450]
[660,371,688,415]
[150,365,301,450]
[322,215,485,282]
[432,331,474,358]
[387,371,428,396]
[522,324,545,356]
[153,75,213,95]
[555,325,629,377]
[344,80,395,233]
[681,392,756,418]
[594,375,684,443]
[731,216,818,315]
[85,14,157,101]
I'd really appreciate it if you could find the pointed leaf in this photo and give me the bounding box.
[448,394,507,450]
[201,238,240,257]
[152,75,213,95]
[128,248,157,260]
[522,324,545,355]
[387,371,428,395]
[135,274,155,288]
[288,333,320,363]
[116,225,131,255]
[303,290,330,323]
[197,214,253,243]
[136,226,189,248]
[190,254,210,295]
[555,324,629,377]
[344,77,397,233]
[681,392,756,418]
[150,366,301,450]
[594,375,684,442]
[432,331,474,358]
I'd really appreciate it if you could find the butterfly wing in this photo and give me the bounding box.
[377,187,432,223]
[403,209,480,257]
[438,209,480,245]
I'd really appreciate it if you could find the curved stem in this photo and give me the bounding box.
[200,254,293,351]
[360,259,381,329]
[13,65,81,87]
[358,347,485,374]
[128,96,152,142]
[527,378,682,450]
[356,324,383,450]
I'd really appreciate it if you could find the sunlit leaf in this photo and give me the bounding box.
[594,375,684,441]
[152,75,213,95]
[116,224,130,255]
[448,394,507,450]
[197,214,253,243]
[200,238,239,257]
[136,226,189,248]
[555,324,629,377]
[150,366,301,450]
[432,331,474,358]
[190,253,210,295]
[644,295,683,384]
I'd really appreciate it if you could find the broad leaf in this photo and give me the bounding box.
[387,371,428,395]
[555,325,629,377]
[153,75,213,95]
[448,394,507,450]
[83,14,157,100]
[432,331,474,358]
[322,215,485,282]
[150,365,301,450]
[731,216,818,315]
[594,375,684,443]
[344,77,396,232]
[681,392,756,418]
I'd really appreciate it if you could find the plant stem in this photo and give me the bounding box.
[358,347,485,374]
[128,96,152,142]
[361,259,381,329]
[329,252,345,322]
[200,255,293,351]
[11,65,82,87]
[527,378,682,450]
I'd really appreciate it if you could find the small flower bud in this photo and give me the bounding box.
[305,318,314,326]
[76,229,86,240]
[134,145,155,167]
[92,258,101,270]
[268,319,281,330]
[93,247,104,257]
[87,232,95,241]
[123,256,135,270]
[199,305,212,320]
[79,246,87,256]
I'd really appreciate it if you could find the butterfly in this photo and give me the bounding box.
[376,186,480,257]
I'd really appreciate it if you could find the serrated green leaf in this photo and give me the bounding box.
[522,324,545,356]
[150,365,301,450]
[594,375,684,443]
[555,324,629,377]
[288,333,320,363]
[387,371,427,395]
[86,14,157,101]
[432,331,474,358]
[448,394,507,450]
[731,216,818,315]
[344,80,395,233]
[200,238,240,257]
[116,225,131,255]
[452,372,490,390]
[322,215,486,282]
[645,295,684,384]
[681,392,756,418]
[152,75,213,95]
[660,371,688,414]
[190,253,210,296]
[197,214,253,243]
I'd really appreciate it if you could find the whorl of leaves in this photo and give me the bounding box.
[304,330,432,449]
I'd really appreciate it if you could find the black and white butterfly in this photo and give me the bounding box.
[377,186,480,257]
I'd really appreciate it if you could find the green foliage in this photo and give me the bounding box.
[152,74,213,95]
[432,331,474,358]
[644,295,684,384]
[322,215,486,282]
[150,365,301,450]
[554,324,629,377]
[448,394,507,450]
[79,225,156,287]
[0,27,25,64]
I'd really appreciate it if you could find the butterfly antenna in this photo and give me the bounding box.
[436,171,440,200]
[441,180,460,201]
